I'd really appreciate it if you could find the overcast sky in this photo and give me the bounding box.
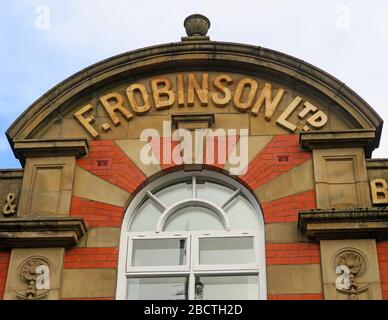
[1,0,388,168]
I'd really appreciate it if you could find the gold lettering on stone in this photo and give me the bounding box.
[307,110,328,129]
[233,78,258,111]
[299,101,317,119]
[100,92,134,124]
[126,84,151,115]
[151,78,175,110]
[72,72,330,138]
[370,178,388,205]
[211,74,233,107]
[74,104,99,138]
[251,83,285,120]
[276,96,303,132]
[102,123,112,132]
[3,193,17,216]
[177,74,185,107]
[188,73,208,106]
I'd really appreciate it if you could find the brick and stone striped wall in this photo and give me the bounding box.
[57,134,325,300]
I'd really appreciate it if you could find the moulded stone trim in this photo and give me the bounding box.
[0,217,87,248]
[298,208,388,240]
[300,129,376,158]
[13,139,89,166]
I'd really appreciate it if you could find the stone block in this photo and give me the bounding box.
[267,264,322,294]
[4,248,64,300]
[265,222,307,243]
[86,228,120,248]
[73,167,130,207]
[320,239,382,300]
[61,269,116,299]
[255,161,314,203]
[18,157,76,216]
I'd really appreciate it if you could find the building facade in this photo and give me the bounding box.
[1,15,388,300]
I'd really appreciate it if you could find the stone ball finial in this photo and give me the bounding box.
[184,14,211,37]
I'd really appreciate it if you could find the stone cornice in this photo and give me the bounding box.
[298,208,388,240]
[366,159,388,169]
[300,129,376,158]
[13,139,89,165]
[0,169,24,179]
[0,216,87,248]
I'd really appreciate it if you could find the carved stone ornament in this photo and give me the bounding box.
[16,257,50,300]
[334,249,368,300]
[184,14,211,37]
[2,193,17,216]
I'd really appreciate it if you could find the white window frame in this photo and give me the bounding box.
[126,232,191,273]
[116,170,267,300]
[192,231,260,272]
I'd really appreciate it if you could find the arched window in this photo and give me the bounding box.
[116,170,267,300]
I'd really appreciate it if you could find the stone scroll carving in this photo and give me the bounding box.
[334,250,369,300]
[16,257,51,300]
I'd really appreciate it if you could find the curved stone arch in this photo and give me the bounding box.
[116,168,267,300]
[121,166,266,233]
[6,41,383,146]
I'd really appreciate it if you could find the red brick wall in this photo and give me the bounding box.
[77,140,146,194]
[0,251,10,300]
[70,197,124,228]
[266,243,322,300]
[64,248,118,269]
[261,190,316,223]
[150,136,239,170]
[241,135,311,189]
[266,243,321,265]
[377,241,388,300]
[62,248,119,300]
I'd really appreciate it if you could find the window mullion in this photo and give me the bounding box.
[221,188,241,209]
[192,175,197,199]
[188,234,195,300]
[146,191,167,211]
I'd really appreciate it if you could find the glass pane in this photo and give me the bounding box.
[127,277,187,300]
[195,275,259,300]
[164,207,224,231]
[225,195,260,230]
[155,182,192,207]
[132,239,187,267]
[196,181,234,206]
[199,237,255,265]
[129,199,161,232]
